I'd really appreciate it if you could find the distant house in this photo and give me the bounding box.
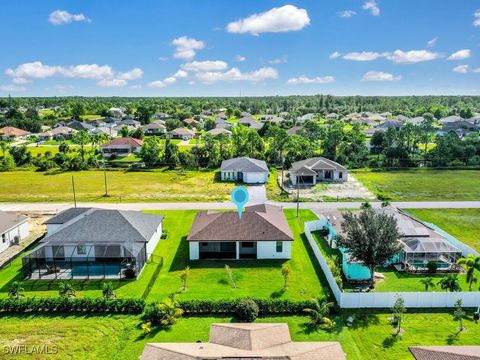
[0,211,29,255]
[142,122,166,135]
[381,120,403,130]
[187,204,293,260]
[395,115,410,122]
[438,115,463,125]
[40,126,76,141]
[287,125,303,135]
[220,157,269,184]
[409,346,480,360]
[406,116,425,126]
[109,107,126,119]
[23,208,163,280]
[141,323,345,359]
[182,118,200,128]
[289,157,348,186]
[206,128,232,137]
[170,127,195,140]
[100,137,143,157]
[119,118,141,128]
[0,126,31,141]
[326,113,339,120]
[64,120,95,132]
[152,112,170,120]
[260,115,285,123]
[215,117,231,129]
[239,116,262,130]
[89,126,117,137]
[438,121,478,138]
[296,113,315,123]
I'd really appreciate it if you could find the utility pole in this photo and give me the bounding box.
[103,160,108,197]
[71,175,77,208]
[296,177,300,218]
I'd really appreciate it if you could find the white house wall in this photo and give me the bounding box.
[257,241,291,259]
[146,222,163,255]
[0,221,29,254]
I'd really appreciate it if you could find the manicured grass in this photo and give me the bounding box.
[265,168,289,201]
[353,169,480,201]
[407,208,480,253]
[1,311,479,359]
[146,209,327,302]
[0,170,233,202]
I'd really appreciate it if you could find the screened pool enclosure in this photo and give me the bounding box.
[22,242,148,280]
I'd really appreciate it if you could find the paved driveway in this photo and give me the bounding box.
[247,185,267,204]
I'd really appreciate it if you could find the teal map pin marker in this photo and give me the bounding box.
[231,186,249,219]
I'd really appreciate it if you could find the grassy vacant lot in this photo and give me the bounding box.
[146,209,327,302]
[0,170,233,202]
[407,208,480,253]
[353,169,480,201]
[1,311,479,359]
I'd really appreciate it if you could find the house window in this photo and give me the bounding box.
[339,172,343,179]
[241,242,254,248]
[276,241,283,253]
[1,234,5,243]
[77,245,87,255]
[201,242,209,247]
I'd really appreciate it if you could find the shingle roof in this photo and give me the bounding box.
[221,157,268,172]
[187,204,293,242]
[206,128,232,136]
[0,126,31,137]
[290,157,347,173]
[171,127,195,136]
[41,209,163,245]
[44,207,91,224]
[101,137,144,148]
[410,346,480,360]
[0,211,28,234]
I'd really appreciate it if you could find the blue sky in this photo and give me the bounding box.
[0,0,479,96]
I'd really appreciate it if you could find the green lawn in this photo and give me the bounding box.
[407,208,480,253]
[0,170,233,202]
[1,311,479,359]
[353,169,480,201]
[146,209,327,302]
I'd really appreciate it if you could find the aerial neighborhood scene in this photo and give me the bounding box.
[1,1,480,359]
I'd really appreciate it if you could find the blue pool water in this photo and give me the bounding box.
[71,264,121,277]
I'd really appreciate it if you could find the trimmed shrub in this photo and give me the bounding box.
[235,299,259,322]
[427,260,438,274]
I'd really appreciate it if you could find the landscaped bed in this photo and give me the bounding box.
[1,311,479,360]
[0,170,233,202]
[353,169,480,201]
[145,209,328,302]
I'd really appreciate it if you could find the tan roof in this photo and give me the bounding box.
[171,127,195,136]
[187,204,293,242]
[141,323,345,360]
[0,211,28,234]
[50,126,76,136]
[410,346,480,360]
[183,118,199,125]
[0,126,31,137]
[100,137,144,148]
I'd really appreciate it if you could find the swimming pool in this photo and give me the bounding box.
[71,264,122,277]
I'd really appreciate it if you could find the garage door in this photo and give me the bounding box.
[244,172,267,184]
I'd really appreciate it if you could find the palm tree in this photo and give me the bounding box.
[0,141,8,159]
[8,281,25,299]
[457,254,480,291]
[58,282,76,298]
[158,294,184,326]
[102,282,115,299]
[281,263,291,290]
[420,277,436,292]
[437,275,462,292]
[453,299,466,332]
[303,296,335,328]
[180,266,190,291]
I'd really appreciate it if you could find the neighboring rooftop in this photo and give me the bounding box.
[290,157,347,173]
[410,346,480,360]
[100,137,144,147]
[0,126,31,137]
[187,204,293,242]
[221,157,268,173]
[141,323,345,360]
[0,211,28,234]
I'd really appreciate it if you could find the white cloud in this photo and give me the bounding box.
[171,36,205,60]
[158,57,169,61]
[453,65,469,74]
[164,77,177,85]
[148,80,167,88]
[385,49,441,64]
[473,67,480,73]
[181,60,229,72]
[343,51,382,61]
[338,10,356,18]
[195,67,278,84]
[5,61,142,87]
[362,71,401,81]
[268,57,287,64]
[329,51,341,59]
[49,10,90,25]
[54,84,72,92]
[0,84,26,92]
[427,37,438,48]
[226,5,310,35]
[447,49,471,61]
[474,10,480,27]
[287,75,335,84]
[173,69,188,78]
[362,1,380,16]
[235,55,246,62]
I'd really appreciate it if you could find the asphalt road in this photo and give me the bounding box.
[1,200,480,213]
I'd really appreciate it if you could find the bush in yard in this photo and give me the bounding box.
[427,260,438,274]
[142,294,183,327]
[234,299,259,322]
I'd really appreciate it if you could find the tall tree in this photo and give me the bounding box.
[72,130,91,162]
[457,254,480,291]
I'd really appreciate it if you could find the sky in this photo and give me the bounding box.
[0,0,479,97]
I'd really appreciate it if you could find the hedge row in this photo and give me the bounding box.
[0,297,145,314]
[178,298,317,315]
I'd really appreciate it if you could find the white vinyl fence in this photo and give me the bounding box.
[304,220,480,308]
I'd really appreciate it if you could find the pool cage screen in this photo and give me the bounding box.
[22,242,147,280]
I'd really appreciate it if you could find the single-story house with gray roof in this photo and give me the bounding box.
[289,157,348,186]
[23,208,163,280]
[0,211,29,255]
[220,157,269,184]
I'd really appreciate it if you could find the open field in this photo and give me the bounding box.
[146,209,327,301]
[0,170,233,202]
[1,311,479,359]
[407,208,480,253]
[353,169,480,201]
